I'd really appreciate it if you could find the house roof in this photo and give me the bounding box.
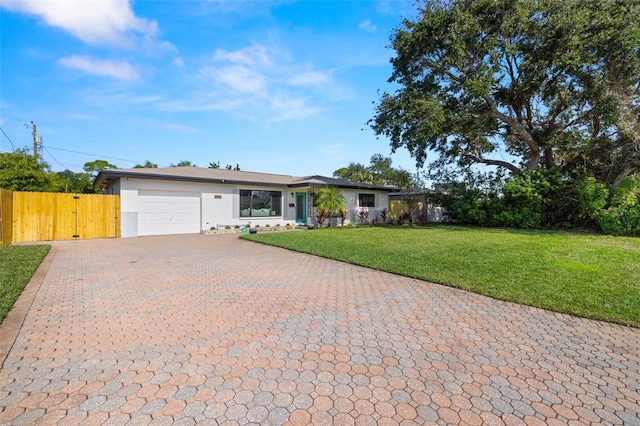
[94,167,394,191]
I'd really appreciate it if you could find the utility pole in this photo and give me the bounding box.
[31,121,42,160]
[31,121,37,160]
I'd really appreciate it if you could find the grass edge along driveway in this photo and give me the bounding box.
[243,226,640,328]
[0,245,50,324]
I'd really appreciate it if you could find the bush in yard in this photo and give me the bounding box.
[357,208,369,225]
[316,208,328,227]
[577,177,609,226]
[338,207,347,227]
[599,177,640,236]
[380,208,388,224]
[428,170,606,230]
[397,211,411,225]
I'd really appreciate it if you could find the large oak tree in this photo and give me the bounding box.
[371,0,640,189]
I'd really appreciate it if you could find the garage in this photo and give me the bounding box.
[138,189,201,236]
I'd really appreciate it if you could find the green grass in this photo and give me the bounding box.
[242,226,640,327]
[0,245,50,324]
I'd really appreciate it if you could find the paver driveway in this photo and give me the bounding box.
[0,234,638,425]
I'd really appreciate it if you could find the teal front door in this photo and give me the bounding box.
[295,192,307,223]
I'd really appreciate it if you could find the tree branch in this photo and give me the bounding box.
[463,149,521,174]
[482,94,540,170]
[611,166,637,192]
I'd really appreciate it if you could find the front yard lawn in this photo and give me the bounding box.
[0,245,50,324]
[242,226,640,327]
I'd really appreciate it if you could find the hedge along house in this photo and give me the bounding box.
[95,167,392,237]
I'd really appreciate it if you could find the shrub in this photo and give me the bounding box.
[380,208,389,224]
[397,212,411,225]
[357,208,369,225]
[599,177,640,236]
[429,170,602,230]
[316,208,328,227]
[338,207,347,226]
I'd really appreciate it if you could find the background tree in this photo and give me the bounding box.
[56,169,94,193]
[314,186,346,227]
[134,160,158,168]
[334,163,375,185]
[334,154,412,188]
[371,0,640,189]
[83,159,117,175]
[0,149,60,192]
[172,160,196,167]
[210,161,241,170]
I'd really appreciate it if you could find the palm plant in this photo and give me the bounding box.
[315,185,346,227]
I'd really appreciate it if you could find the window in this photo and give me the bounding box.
[240,190,282,217]
[359,193,375,208]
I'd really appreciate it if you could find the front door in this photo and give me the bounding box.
[295,192,307,223]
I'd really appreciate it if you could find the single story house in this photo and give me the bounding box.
[95,167,392,237]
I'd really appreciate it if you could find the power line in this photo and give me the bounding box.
[43,146,70,170]
[44,145,150,166]
[0,126,16,150]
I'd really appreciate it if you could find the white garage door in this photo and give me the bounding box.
[138,189,201,236]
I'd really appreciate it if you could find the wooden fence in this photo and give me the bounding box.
[389,200,444,222]
[0,189,13,246]
[0,190,120,244]
[389,200,424,219]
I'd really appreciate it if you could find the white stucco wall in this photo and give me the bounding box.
[342,190,389,224]
[112,178,297,237]
[107,177,391,236]
[311,189,389,226]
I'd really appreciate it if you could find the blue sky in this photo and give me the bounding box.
[1,0,420,177]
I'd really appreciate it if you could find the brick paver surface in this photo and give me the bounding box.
[1,234,638,425]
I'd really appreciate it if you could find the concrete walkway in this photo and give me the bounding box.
[0,234,638,425]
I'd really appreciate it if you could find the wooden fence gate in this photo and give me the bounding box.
[0,190,120,244]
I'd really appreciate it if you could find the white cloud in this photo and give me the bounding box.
[289,70,333,87]
[205,65,268,96]
[172,58,185,69]
[189,44,340,121]
[161,123,201,134]
[1,0,162,48]
[213,45,272,67]
[58,55,140,81]
[268,96,323,121]
[358,19,377,33]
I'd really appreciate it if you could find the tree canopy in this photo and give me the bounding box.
[134,160,158,168]
[0,150,60,192]
[371,0,640,188]
[209,161,241,170]
[83,159,116,175]
[0,151,117,193]
[333,154,413,188]
[172,160,196,167]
